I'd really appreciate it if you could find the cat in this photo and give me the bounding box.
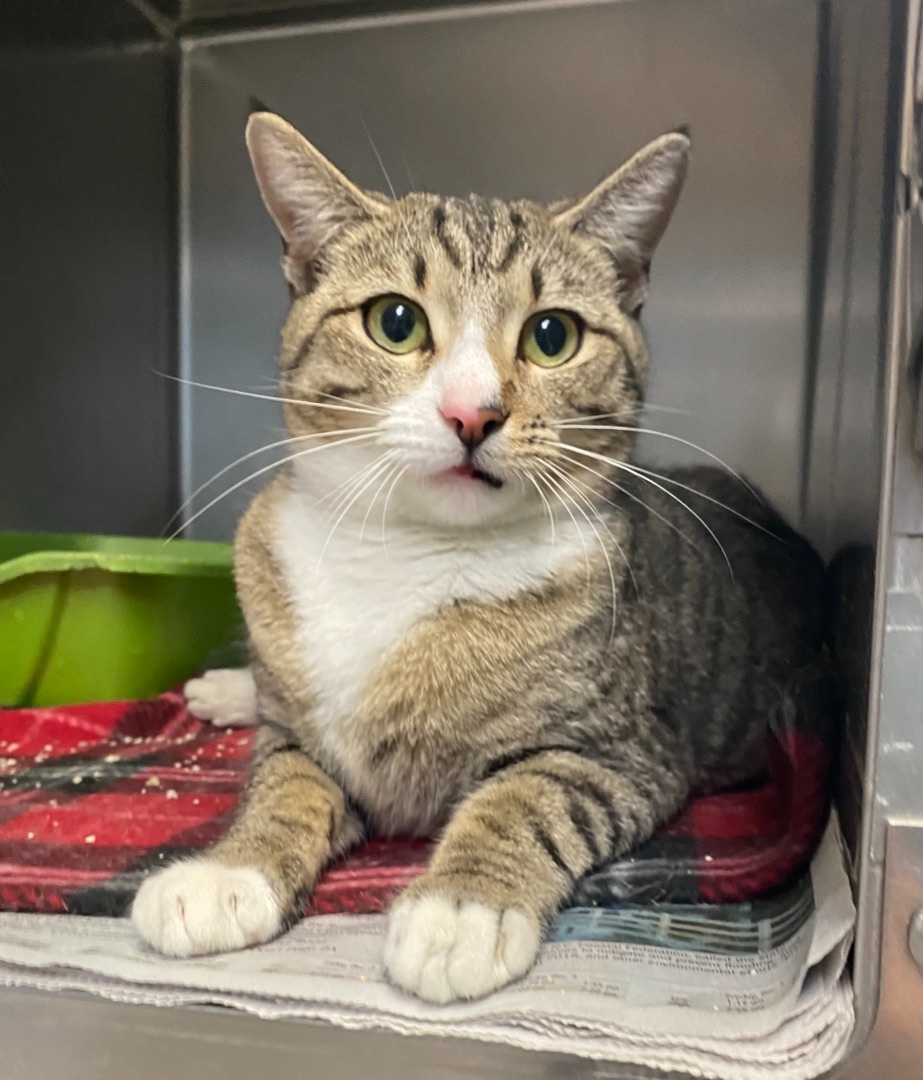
[131,110,829,1004]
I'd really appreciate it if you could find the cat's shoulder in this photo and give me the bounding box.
[234,473,296,621]
[235,473,290,559]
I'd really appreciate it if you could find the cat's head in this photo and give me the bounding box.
[246,112,689,530]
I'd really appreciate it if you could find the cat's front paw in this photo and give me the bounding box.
[131,859,282,957]
[383,892,540,1004]
[185,668,257,728]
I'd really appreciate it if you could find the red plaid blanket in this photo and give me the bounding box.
[0,688,831,916]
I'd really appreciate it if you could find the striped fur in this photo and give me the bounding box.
[132,114,830,1004]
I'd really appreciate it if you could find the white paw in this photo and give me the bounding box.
[383,895,540,1004]
[131,859,282,957]
[185,668,257,727]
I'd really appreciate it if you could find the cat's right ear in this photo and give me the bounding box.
[246,112,384,295]
[554,129,690,315]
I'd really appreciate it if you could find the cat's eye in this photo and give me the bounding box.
[519,310,582,368]
[364,295,429,355]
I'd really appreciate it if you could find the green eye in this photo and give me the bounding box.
[520,310,582,368]
[364,295,429,354]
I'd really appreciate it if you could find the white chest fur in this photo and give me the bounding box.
[272,482,588,773]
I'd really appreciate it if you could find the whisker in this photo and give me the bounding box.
[543,463,622,640]
[310,390,386,416]
[617,463,734,579]
[400,153,418,192]
[516,469,556,545]
[162,427,379,536]
[359,113,417,254]
[544,461,636,606]
[303,398,385,418]
[314,451,390,512]
[554,410,639,426]
[379,464,409,559]
[551,422,758,499]
[554,403,689,426]
[538,470,592,588]
[167,431,377,541]
[360,113,399,200]
[322,452,396,523]
[158,373,387,417]
[626,462,783,542]
[358,456,403,543]
[557,453,704,559]
[249,376,386,418]
[558,443,734,579]
[641,403,691,415]
[316,452,399,571]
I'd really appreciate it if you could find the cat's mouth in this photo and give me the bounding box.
[447,463,504,489]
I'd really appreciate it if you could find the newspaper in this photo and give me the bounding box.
[0,814,855,1080]
[548,873,815,953]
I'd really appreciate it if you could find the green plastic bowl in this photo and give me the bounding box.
[0,532,243,708]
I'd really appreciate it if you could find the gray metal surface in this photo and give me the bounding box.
[906,906,923,972]
[153,0,364,23]
[792,3,907,1061]
[179,0,818,539]
[802,0,894,560]
[0,992,707,1080]
[0,1,159,50]
[0,987,689,1080]
[841,0,923,1064]
[0,44,177,536]
[836,826,923,1078]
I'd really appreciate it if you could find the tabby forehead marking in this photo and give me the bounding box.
[413,253,426,291]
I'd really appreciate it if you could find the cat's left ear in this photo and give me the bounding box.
[246,111,386,295]
[555,129,690,315]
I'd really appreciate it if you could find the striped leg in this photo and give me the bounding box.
[384,744,689,1003]
[132,746,360,957]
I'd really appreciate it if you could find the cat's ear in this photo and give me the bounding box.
[246,111,384,295]
[555,129,690,315]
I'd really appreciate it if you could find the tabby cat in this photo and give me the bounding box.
[131,111,828,1004]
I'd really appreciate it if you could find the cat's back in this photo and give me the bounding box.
[618,465,829,788]
[623,464,824,623]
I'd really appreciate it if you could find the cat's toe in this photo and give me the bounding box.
[383,893,540,1003]
[184,668,257,728]
[131,860,282,957]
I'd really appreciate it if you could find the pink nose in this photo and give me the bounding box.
[440,403,506,449]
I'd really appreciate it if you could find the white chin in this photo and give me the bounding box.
[403,473,518,528]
